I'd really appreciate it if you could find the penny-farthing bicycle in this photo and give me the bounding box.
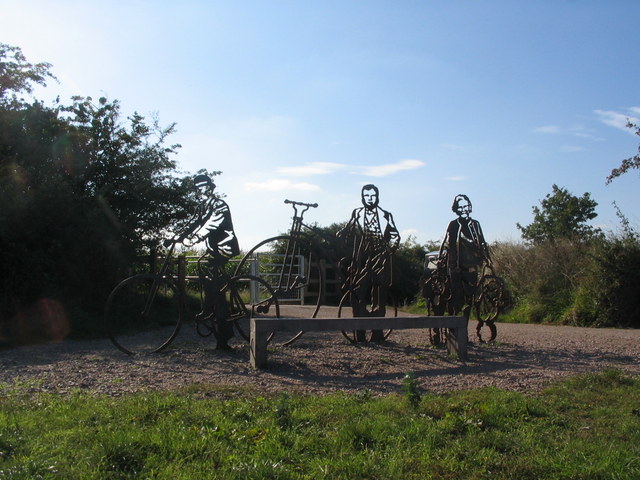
[233,199,335,345]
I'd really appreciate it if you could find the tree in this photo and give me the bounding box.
[606,121,640,184]
[517,184,600,245]
[60,95,199,249]
[0,44,204,344]
[0,43,56,107]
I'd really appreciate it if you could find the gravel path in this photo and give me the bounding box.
[1,306,638,397]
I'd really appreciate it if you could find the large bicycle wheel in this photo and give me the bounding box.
[234,235,324,317]
[223,274,281,342]
[338,290,396,343]
[105,274,182,355]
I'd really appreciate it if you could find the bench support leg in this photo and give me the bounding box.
[250,322,268,369]
[445,327,468,361]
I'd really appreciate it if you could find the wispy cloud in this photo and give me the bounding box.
[533,125,561,134]
[244,179,320,192]
[445,176,466,181]
[594,108,640,132]
[560,145,585,153]
[277,159,426,178]
[360,159,425,177]
[533,124,600,140]
[277,162,347,176]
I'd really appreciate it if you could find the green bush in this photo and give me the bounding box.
[492,240,588,324]
[492,232,640,328]
[571,232,640,327]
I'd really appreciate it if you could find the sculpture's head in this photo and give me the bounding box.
[194,174,216,195]
[452,194,472,219]
[361,184,379,209]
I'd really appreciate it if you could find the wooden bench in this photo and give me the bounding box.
[249,315,468,369]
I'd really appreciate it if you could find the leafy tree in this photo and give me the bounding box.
[606,121,640,184]
[516,184,600,245]
[0,44,204,344]
[0,43,56,107]
[60,95,199,249]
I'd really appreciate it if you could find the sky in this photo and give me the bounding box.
[2,0,639,251]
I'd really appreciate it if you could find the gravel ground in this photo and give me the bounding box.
[1,306,638,397]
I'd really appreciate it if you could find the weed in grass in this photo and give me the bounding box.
[0,428,22,461]
[274,393,292,430]
[402,371,421,409]
[100,440,149,477]
[354,389,372,403]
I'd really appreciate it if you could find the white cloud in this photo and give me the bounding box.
[533,125,561,134]
[243,179,320,192]
[560,145,585,152]
[360,159,425,177]
[276,159,426,178]
[594,109,639,132]
[445,176,466,181]
[533,124,601,141]
[277,162,347,176]
[400,228,421,241]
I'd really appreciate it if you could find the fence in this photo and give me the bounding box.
[144,251,341,305]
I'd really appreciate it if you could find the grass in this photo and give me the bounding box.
[1,369,639,479]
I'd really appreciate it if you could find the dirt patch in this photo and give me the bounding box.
[1,306,638,397]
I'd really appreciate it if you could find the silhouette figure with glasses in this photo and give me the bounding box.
[439,194,490,317]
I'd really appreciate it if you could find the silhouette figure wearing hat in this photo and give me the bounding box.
[176,174,240,349]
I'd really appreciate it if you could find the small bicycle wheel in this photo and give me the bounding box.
[105,274,182,355]
[224,274,281,342]
[474,274,505,342]
[422,268,450,346]
[338,290,396,343]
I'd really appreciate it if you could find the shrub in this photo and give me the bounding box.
[492,232,640,328]
[571,232,640,327]
[491,239,590,324]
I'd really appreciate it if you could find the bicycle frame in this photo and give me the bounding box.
[142,243,181,317]
[276,199,318,292]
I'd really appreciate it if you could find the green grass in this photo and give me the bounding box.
[1,369,639,479]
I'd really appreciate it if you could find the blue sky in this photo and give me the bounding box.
[2,1,639,250]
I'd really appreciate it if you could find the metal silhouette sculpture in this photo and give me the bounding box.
[337,184,400,342]
[105,174,284,355]
[174,174,240,350]
[423,194,507,343]
[440,194,491,316]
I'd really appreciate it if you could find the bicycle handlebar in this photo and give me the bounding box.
[284,199,318,208]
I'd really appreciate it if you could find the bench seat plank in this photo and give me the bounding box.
[250,315,468,368]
